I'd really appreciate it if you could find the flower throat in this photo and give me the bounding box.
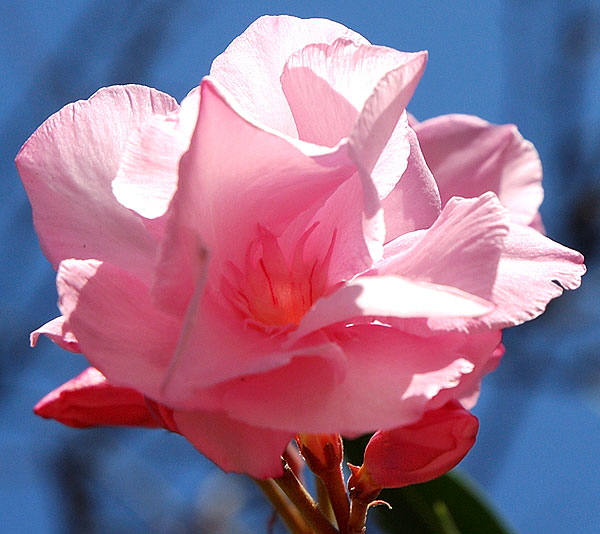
[222,224,335,328]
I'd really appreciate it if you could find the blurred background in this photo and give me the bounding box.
[1,1,598,532]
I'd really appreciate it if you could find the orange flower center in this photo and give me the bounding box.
[222,225,335,329]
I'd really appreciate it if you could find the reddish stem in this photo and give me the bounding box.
[254,477,314,534]
[275,460,339,534]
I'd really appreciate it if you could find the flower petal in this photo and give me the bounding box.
[16,85,178,282]
[280,40,359,148]
[389,205,585,331]
[56,259,180,400]
[153,77,356,316]
[380,127,441,241]
[210,15,368,137]
[380,193,510,301]
[220,325,500,435]
[348,50,427,189]
[281,37,422,155]
[34,367,166,429]
[30,316,80,353]
[159,291,348,410]
[288,276,493,345]
[281,41,432,259]
[300,174,379,286]
[173,410,293,479]
[474,224,586,329]
[430,342,504,410]
[415,114,544,228]
[346,50,427,261]
[112,87,199,221]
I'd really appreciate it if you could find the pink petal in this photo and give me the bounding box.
[430,342,504,410]
[380,193,510,301]
[280,40,359,148]
[210,15,369,137]
[30,316,80,353]
[56,259,180,400]
[391,209,585,331]
[151,222,209,318]
[153,77,356,316]
[362,401,479,488]
[34,365,294,480]
[414,114,544,228]
[194,348,346,424]
[300,174,380,286]
[380,127,441,242]
[159,291,348,410]
[34,367,166,429]
[348,50,427,186]
[281,37,422,157]
[472,224,586,329]
[281,41,431,258]
[288,276,494,345]
[219,325,500,435]
[112,87,199,221]
[529,212,545,233]
[16,85,178,282]
[347,51,427,259]
[407,112,419,127]
[173,410,293,479]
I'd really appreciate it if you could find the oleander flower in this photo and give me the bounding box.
[349,401,479,496]
[18,15,584,479]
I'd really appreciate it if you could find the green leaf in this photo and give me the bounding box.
[370,471,514,534]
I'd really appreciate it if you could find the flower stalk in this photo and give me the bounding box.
[255,477,314,534]
[347,464,384,534]
[315,476,335,524]
[296,434,350,532]
[347,498,370,534]
[318,459,350,532]
[274,459,339,534]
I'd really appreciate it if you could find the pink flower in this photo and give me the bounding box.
[17,15,584,479]
[348,401,478,499]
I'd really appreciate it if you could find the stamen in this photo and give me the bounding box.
[221,224,335,330]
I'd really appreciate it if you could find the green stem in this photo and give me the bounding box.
[254,477,314,534]
[275,460,339,534]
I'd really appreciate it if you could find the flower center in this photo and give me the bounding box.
[222,224,335,329]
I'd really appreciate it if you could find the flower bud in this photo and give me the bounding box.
[34,367,176,431]
[361,401,478,488]
[296,433,344,475]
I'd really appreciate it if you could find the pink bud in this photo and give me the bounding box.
[362,401,478,488]
[34,367,176,430]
